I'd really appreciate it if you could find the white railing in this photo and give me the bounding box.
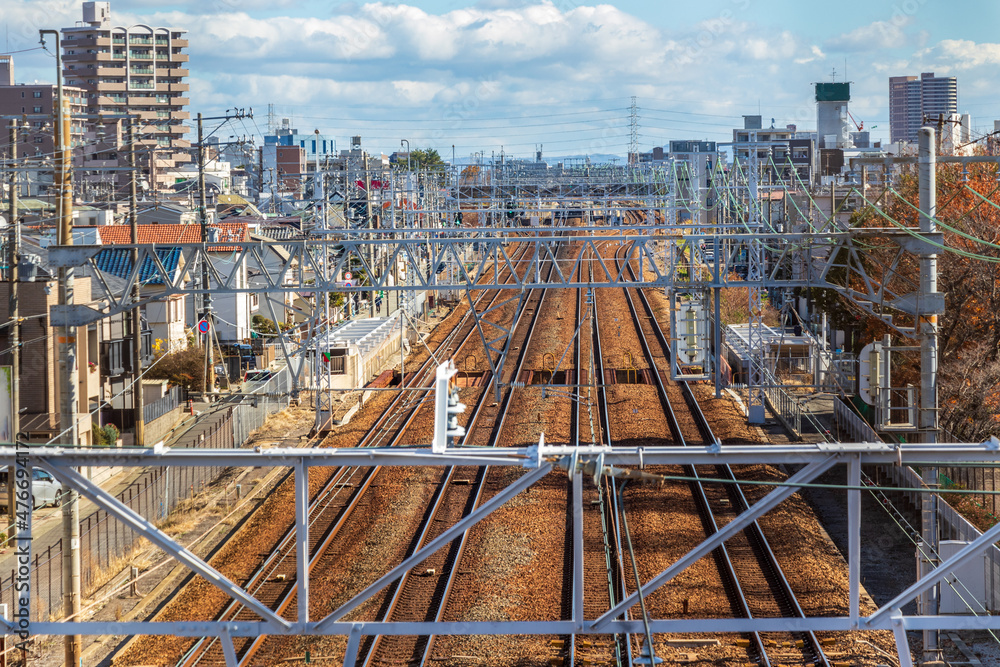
[834,396,1000,613]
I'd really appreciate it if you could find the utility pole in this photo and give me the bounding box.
[918,126,941,662]
[197,113,215,394]
[41,26,82,666]
[7,119,21,541]
[127,118,145,445]
[364,151,374,318]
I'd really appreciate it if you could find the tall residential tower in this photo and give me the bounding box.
[61,1,191,191]
[889,72,958,144]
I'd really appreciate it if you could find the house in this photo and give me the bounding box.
[94,244,188,353]
[96,223,253,344]
[0,276,100,445]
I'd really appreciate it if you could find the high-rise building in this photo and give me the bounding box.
[888,72,958,144]
[61,1,191,191]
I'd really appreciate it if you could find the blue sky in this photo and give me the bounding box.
[5,0,1000,159]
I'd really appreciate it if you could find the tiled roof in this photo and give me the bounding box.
[95,247,182,285]
[97,223,249,251]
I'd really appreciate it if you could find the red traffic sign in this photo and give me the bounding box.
[343,281,352,288]
[197,319,210,334]
[344,271,353,281]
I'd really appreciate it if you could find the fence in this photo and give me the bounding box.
[0,366,292,621]
[143,385,185,424]
[834,396,1000,613]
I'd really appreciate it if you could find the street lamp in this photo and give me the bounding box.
[401,139,410,171]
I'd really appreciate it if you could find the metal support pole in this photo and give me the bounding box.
[42,26,82,665]
[295,460,309,625]
[917,126,940,661]
[7,119,20,540]
[128,119,144,446]
[365,152,375,318]
[714,285,722,398]
[848,454,861,625]
[197,113,215,393]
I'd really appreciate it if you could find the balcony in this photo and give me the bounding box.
[97,95,127,105]
[63,36,111,48]
[130,67,154,75]
[100,82,127,92]
[156,82,189,93]
[159,68,189,78]
[128,82,155,90]
[129,37,153,45]
[169,53,189,63]
[170,39,189,48]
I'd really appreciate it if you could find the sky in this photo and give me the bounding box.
[5,0,1000,160]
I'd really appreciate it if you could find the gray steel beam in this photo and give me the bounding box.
[314,463,553,631]
[43,462,293,631]
[867,517,1000,628]
[295,460,309,626]
[5,440,996,468]
[28,615,1000,637]
[848,454,861,626]
[591,455,838,629]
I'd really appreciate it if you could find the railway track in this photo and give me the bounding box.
[174,242,538,666]
[357,233,565,666]
[613,239,831,667]
[121,216,859,667]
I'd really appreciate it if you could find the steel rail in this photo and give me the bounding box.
[176,243,537,666]
[618,242,831,667]
[361,234,564,666]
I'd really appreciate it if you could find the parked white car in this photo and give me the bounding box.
[0,466,64,510]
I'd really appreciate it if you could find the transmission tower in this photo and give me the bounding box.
[629,96,639,165]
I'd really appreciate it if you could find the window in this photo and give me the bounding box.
[32,91,41,98]
[32,106,42,113]
[34,137,43,143]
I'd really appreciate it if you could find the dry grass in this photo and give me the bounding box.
[84,537,151,598]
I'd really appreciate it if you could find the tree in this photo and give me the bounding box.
[848,156,1000,439]
[401,148,446,172]
[146,347,206,393]
[252,314,277,336]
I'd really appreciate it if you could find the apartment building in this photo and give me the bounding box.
[889,73,958,144]
[61,1,191,191]
[0,56,87,160]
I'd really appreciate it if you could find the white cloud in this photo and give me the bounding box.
[924,39,1000,69]
[795,45,825,65]
[825,17,913,52]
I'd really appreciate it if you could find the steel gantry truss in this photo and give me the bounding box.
[5,440,1000,667]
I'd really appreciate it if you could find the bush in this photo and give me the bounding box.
[147,347,206,393]
[251,314,277,335]
[93,422,120,447]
